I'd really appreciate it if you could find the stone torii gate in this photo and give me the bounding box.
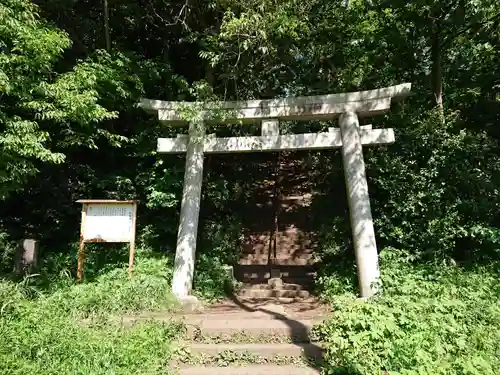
[139,83,411,301]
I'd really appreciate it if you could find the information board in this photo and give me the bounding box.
[83,203,134,242]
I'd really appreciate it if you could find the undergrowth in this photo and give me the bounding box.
[314,248,500,375]
[0,250,183,375]
[192,253,235,302]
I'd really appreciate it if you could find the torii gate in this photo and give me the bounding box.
[139,83,411,301]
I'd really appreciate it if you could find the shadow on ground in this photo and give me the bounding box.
[226,293,326,372]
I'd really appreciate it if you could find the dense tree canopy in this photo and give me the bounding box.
[1,0,500,374]
[2,0,500,263]
[0,0,499,281]
[0,0,498,264]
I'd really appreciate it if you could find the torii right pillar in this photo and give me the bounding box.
[340,111,380,298]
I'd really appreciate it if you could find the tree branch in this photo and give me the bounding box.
[442,12,500,50]
[147,0,190,29]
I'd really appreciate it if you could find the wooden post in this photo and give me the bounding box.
[77,204,87,281]
[128,203,138,276]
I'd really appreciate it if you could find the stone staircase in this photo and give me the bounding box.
[120,263,328,374]
[235,282,311,299]
[160,154,329,374]
[164,263,328,375]
[170,296,328,375]
[233,264,316,301]
[238,152,321,269]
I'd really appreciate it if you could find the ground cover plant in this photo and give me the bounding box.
[314,249,500,375]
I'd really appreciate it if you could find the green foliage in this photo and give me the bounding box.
[314,249,500,375]
[369,109,500,261]
[193,253,235,302]
[197,218,243,297]
[1,315,178,375]
[0,253,181,375]
[0,0,144,199]
[49,258,177,317]
[0,231,18,274]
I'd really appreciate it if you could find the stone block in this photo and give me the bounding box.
[261,119,280,136]
[14,239,38,275]
[268,277,283,289]
[177,295,204,313]
[270,268,281,279]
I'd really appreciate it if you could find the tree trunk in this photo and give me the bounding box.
[431,27,443,111]
[206,65,215,86]
[103,0,111,51]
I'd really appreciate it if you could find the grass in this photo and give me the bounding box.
[3,241,499,375]
[0,251,183,375]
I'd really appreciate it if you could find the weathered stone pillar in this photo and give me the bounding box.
[171,121,205,299]
[339,111,380,298]
[14,239,38,276]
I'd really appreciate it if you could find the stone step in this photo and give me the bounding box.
[178,364,321,375]
[237,260,318,270]
[186,343,324,360]
[251,197,314,209]
[119,308,321,327]
[251,192,315,202]
[184,318,316,343]
[243,283,309,291]
[236,289,310,299]
[234,265,317,280]
[206,297,330,321]
[172,342,324,368]
[231,296,313,305]
[239,276,315,286]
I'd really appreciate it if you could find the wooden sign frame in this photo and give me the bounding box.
[76,200,138,280]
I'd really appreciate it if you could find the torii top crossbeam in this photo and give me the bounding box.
[139,83,411,123]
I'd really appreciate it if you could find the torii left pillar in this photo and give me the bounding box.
[171,121,205,300]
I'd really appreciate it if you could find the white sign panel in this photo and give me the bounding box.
[83,203,134,242]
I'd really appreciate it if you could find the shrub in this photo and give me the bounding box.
[193,253,235,302]
[314,248,500,375]
[46,256,177,318]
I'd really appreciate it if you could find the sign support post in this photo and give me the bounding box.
[77,203,87,280]
[127,203,138,276]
